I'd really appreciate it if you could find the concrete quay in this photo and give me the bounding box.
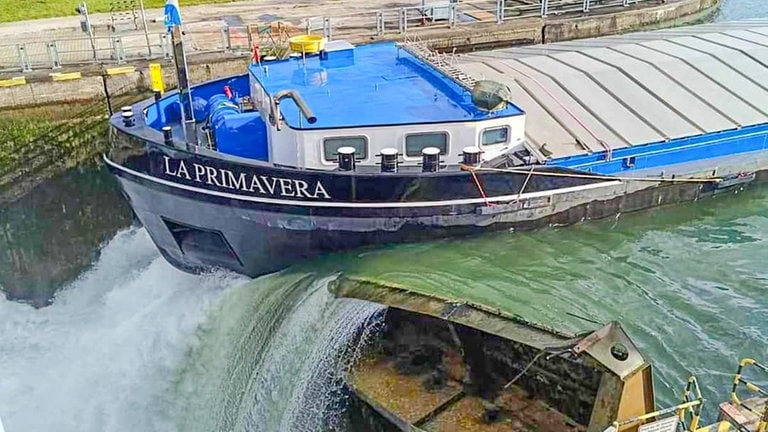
[0,0,721,110]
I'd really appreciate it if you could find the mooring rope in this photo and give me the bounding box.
[515,164,536,198]
[501,351,548,390]
[460,164,723,184]
[469,168,494,207]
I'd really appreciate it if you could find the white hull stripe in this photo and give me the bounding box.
[104,156,623,209]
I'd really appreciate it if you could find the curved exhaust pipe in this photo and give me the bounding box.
[269,90,317,129]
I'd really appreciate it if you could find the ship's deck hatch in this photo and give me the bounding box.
[162,218,243,269]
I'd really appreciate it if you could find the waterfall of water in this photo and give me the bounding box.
[174,273,386,432]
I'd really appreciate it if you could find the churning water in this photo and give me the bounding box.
[0,229,246,431]
[0,228,385,432]
[4,188,768,432]
[172,274,384,432]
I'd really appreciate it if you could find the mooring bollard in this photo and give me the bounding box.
[421,147,441,173]
[121,110,135,127]
[462,146,482,166]
[337,146,357,171]
[380,148,399,173]
[162,126,173,145]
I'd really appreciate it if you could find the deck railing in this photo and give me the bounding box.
[0,0,661,73]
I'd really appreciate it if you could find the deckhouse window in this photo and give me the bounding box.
[323,136,368,161]
[481,126,509,146]
[405,133,448,157]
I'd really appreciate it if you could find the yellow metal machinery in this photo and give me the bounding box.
[606,359,768,432]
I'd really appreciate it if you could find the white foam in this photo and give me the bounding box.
[240,283,384,432]
[0,228,246,432]
[171,272,385,432]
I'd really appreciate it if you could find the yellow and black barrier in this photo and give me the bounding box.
[106,66,136,76]
[49,72,82,81]
[681,376,704,431]
[0,76,25,87]
[730,358,768,432]
[605,399,702,432]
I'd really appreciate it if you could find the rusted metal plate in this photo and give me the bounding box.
[331,276,576,349]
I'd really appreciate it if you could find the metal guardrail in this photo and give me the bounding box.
[0,33,171,73]
[221,0,660,53]
[0,0,660,73]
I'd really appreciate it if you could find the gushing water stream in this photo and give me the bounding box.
[0,229,245,431]
[173,273,385,432]
[0,227,384,432]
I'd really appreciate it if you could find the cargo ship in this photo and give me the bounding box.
[106,16,768,277]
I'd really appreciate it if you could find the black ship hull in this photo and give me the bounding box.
[105,135,741,277]
[105,131,626,276]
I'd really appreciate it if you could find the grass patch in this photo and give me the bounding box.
[0,0,245,24]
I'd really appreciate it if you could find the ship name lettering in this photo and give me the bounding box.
[162,156,331,200]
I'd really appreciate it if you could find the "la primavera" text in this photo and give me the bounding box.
[162,156,331,200]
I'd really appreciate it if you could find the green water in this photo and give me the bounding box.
[717,0,768,20]
[237,184,762,418]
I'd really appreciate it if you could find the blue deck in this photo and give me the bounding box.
[249,42,524,130]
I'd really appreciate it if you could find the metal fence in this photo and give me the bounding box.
[0,0,658,73]
[223,0,657,53]
[0,33,173,73]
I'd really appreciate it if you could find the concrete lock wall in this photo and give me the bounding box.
[543,0,722,43]
[0,0,722,111]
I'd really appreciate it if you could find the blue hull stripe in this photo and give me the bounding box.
[548,123,768,175]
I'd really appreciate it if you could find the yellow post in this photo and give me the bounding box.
[149,63,164,94]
